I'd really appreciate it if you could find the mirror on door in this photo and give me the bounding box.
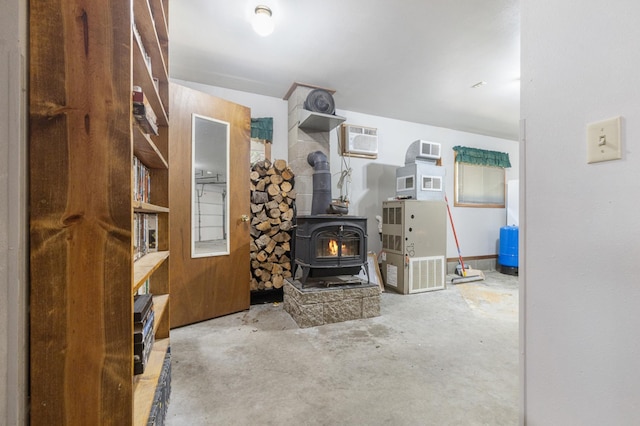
[191,113,230,257]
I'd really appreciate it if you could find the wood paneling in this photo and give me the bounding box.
[169,84,251,327]
[29,0,133,423]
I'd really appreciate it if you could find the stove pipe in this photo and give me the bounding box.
[307,151,331,215]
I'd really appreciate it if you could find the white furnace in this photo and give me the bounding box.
[381,200,447,294]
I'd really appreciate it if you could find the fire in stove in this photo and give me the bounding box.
[316,232,360,258]
[326,239,352,257]
[328,239,339,256]
[294,215,368,285]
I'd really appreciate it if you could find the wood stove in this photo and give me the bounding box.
[294,215,368,285]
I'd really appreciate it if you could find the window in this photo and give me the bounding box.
[250,138,271,163]
[453,146,510,208]
[250,117,273,164]
[455,162,505,207]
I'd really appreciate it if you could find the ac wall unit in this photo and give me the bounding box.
[340,124,378,158]
[421,175,443,191]
[397,175,415,191]
[418,140,441,160]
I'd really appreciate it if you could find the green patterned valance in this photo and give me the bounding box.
[251,117,273,142]
[452,146,511,168]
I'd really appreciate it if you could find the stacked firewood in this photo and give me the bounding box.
[250,159,296,291]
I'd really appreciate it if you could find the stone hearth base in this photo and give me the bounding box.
[283,277,381,328]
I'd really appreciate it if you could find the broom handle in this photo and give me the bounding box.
[444,195,467,276]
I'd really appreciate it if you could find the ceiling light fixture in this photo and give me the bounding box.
[252,5,274,37]
[471,81,487,89]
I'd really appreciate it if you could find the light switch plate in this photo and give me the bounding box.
[587,116,622,163]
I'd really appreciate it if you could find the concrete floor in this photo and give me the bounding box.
[165,271,519,426]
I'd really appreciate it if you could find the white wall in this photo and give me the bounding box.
[172,79,290,161]
[0,0,28,424]
[521,1,640,424]
[174,80,519,260]
[330,109,519,258]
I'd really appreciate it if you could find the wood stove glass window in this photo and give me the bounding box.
[316,230,361,259]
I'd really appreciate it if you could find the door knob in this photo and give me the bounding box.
[241,214,250,222]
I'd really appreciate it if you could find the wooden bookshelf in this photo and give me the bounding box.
[134,126,169,169]
[29,0,171,424]
[152,294,170,335]
[133,35,168,126]
[134,201,171,213]
[133,338,170,424]
[134,251,170,293]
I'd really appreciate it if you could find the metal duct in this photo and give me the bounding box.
[304,89,335,115]
[404,140,423,165]
[307,151,332,215]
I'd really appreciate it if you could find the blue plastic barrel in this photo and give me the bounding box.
[498,226,519,267]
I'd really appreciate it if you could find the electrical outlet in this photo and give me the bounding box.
[587,116,622,163]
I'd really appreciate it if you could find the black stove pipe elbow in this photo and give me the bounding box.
[307,151,331,215]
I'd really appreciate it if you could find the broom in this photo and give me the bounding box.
[444,195,484,284]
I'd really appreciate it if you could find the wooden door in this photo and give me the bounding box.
[169,83,251,327]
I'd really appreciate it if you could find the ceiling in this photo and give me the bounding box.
[169,0,520,141]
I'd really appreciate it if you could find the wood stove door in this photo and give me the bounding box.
[170,83,251,327]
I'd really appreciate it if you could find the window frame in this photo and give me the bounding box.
[453,153,506,208]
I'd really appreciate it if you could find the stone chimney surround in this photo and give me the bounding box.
[284,82,345,215]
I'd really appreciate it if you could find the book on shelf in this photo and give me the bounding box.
[134,310,155,344]
[134,323,154,357]
[134,324,154,357]
[132,23,152,74]
[133,213,158,261]
[134,331,155,375]
[137,278,151,295]
[133,213,149,261]
[133,156,138,203]
[134,293,153,321]
[133,293,155,375]
[148,214,158,252]
[133,155,151,204]
[133,213,140,261]
[132,86,159,136]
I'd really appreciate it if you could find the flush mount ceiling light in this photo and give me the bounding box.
[252,5,274,37]
[471,81,487,89]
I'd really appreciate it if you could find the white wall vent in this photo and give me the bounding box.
[340,124,378,158]
[421,175,443,191]
[408,256,445,293]
[418,140,442,160]
[397,175,415,191]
